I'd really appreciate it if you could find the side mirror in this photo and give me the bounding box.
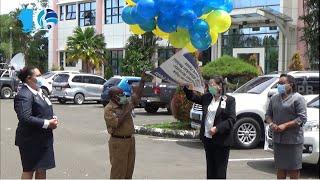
[268,89,278,98]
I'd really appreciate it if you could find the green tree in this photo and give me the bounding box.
[65,27,107,73]
[299,0,319,70]
[121,32,158,76]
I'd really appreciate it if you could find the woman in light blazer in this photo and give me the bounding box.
[14,67,59,179]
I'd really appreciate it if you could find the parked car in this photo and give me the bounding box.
[0,69,19,99]
[264,95,319,165]
[190,71,319,149]
[100,76,141,107]
[41,70,80,96]
[140,81,177,114]
[52,73,106,104]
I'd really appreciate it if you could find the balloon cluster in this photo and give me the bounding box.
[122,0,233,52]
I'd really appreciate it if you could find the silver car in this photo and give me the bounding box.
[52,73,106,104]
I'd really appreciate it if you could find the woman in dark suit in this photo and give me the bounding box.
[14,67,58,179]
[183,77,236,179]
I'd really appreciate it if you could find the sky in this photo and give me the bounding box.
[0,0,38,15]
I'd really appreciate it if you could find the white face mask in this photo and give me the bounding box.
[35,76,45,88]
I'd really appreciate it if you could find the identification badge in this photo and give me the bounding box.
[220,101,226,109]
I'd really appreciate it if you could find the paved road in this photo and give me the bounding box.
[1,99,319,179]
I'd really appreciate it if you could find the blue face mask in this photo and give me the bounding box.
[35,77,45,88]
[277,84,286,94]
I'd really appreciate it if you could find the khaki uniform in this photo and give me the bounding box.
[104,96,138,179]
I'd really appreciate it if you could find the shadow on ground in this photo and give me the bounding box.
[176,140,203,149]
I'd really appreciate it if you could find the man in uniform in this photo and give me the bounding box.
[104,73,146,179]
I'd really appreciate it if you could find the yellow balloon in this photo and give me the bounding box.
[206,10,231,33]
[125,0,135,6]
[152,26,169,39]
[210,29,218,45]
[200,13,210,20]
[169,28,190,48]
[130,24,145,35]
[185,42,197,52]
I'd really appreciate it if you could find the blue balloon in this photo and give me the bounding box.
[189,19,209,34]
[139,18,156,32]
[221,0,233,12]
[190,32,211,51]
[177,9,197,29]
[117,80,132,96]
[157,13,177,33]
[131,6,149,24]
[157,0,177,14]
[202,0,224,14]
[137,0,157,19]
[122,6,136,24]
[192,0,205,17]
[132,0,140,3]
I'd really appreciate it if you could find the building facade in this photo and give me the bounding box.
[48,0,308,75]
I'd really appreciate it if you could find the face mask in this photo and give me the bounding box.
[208,87,217,96]
[119,95,129,105]
[35,77,45,88]
[277,84,286,94]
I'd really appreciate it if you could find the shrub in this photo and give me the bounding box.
[288,53,304,71]
[170,87,193,122]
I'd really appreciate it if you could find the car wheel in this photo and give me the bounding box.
[74,93,84,105]
[144,104,159,113]
[41,87,49,97]
[58,98,66,104]
[102,101,108,107]
[167,106,172,115]
[1,87,12,99]
[233,117,261,149]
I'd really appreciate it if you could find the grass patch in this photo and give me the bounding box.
[145,121,193,130]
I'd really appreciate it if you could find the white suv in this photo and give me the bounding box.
[41,71,80,96]
[190,71,319,149]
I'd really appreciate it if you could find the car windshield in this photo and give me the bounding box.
[42,72,55,79]
[54,74,69,83]
[234,77,277,94]
[105,78,121,87]
[307,97,319,108]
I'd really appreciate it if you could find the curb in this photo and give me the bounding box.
[134,125,199,139]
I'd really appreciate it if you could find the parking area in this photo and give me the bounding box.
[1,99,319,179]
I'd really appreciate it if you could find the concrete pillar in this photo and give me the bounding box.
[50,0,59,70]
[95,0,103,34]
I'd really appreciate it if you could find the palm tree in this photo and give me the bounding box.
[66,27,107,73]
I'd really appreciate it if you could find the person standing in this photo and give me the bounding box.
[265,74,307,179]
[104,73,146,179]
[183,76,236,179]
[14,67,58,179]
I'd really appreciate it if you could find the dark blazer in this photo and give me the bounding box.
[14,85,54,147]
[184,87,236,146]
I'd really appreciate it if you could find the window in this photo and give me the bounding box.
[60,6,65,21]
[105,77,121,86]
[65,53,77,67]
[105,0,125,24]
[234,77,277,94]
[306,77,319,95]
[59,52,64,67]
[79,2,96,26]
[94,77,106,85]
[42,72,55,79]
[83,76,96,84]
[72,76,82,83]
[66,4,76,20]
[109,50,123,75]
[54,74,70,83]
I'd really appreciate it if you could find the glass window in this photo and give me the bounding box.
[109,50,123,75]
[42,72,55,79]
[79,1,96,26]
[60,6,65,21]
[83,76,96,84]
[234,77,277,94]
[66,4,76,20]
[54,74,70,82]
[307,97,319,109]
[59,52,64,67]
[65,53,77,67]
[105,0,124,24]
[95,77,106,85]
[306,77,319,95]
[105,77,121,86]
[72,76,82,83]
